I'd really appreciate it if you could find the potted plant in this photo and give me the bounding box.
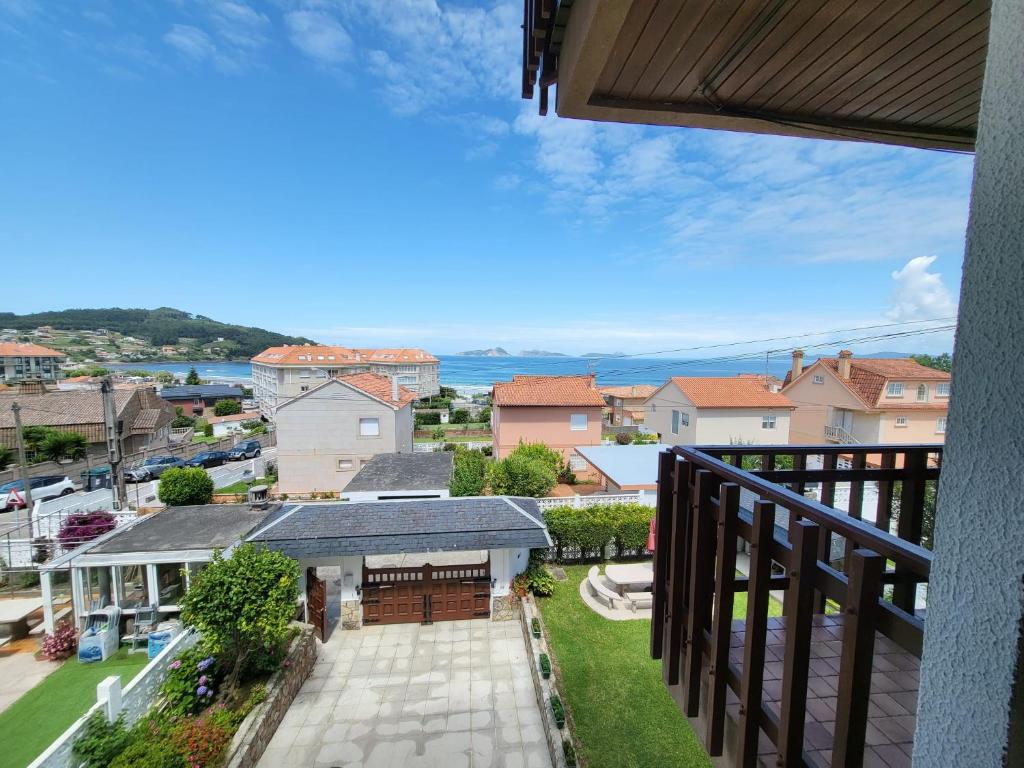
[563,739,577,767]
[539,653,551,679]
[550,695,565,728]
[531,617,541,638]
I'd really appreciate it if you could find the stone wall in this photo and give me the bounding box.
[490,594,516,622]
[340,599,361,630]
[519,597,571,768]
[223,623,318,768]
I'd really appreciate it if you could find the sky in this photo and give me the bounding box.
[0,0,973,357]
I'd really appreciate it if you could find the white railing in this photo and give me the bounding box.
[535,492,655,510]
[824,424,858,443]
[28,630,198,768]
[413,441,492,453]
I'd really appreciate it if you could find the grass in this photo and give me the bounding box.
[536,564,782,768]
[191,434,220,444]
[413,435,493,444]
[0,648,150,768]
[415,422,489,432]
[216,476,272,494]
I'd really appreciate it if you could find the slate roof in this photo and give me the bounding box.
[159,385,245,400]
[249,497,551,558]
[492,375,606,407]
[345,452,454,492]
[665,377,795,409]
[90,503,280,554]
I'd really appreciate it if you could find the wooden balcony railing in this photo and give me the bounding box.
[651,444,940,767]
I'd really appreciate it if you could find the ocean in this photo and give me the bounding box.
[108,354,795,393]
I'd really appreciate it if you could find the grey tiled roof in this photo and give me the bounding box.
[345,452,454,492]
[249,497,551,557]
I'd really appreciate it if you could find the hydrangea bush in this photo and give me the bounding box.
[161,646,221,718]
[57,511,117,550]
[41,620,78,660]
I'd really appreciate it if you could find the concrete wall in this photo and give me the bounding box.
[275,380,412,495]
[645,384,697,444]
[492,405,603,477]
[645,384,791,445]
[915,3,1024,763]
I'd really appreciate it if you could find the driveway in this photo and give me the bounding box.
[258,620,553,768]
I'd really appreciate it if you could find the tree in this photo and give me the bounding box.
[171,407,195,429]
[487,452,557,497]
[213,399,241,416]
[39,431,87,462]
[158,467,214,506]
[477,406,491,424]
[154,370,176,385]
[451,448,488,496]
[450,408,471,424]
[202,421,213,437]
[0,447,11,471]
[439,386,458,399]
[185,367,201,385]
[179,543,298,697]
[510,442,563,473]
[911,353,952,373]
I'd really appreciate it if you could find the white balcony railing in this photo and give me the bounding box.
[824,424,858,443]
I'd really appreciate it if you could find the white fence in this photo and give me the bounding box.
[28,630,198,768]
[413,441,492,453]
[534,492,655,511]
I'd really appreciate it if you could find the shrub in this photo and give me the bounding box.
[171,414,195,429]
[180,543,299,698]
[170,711,234,767]
[0,446,11,471]
[631,431,658,445]
[442,442,458,452]
[481,445,493,457]
[539,653,551,679]
[551,695,565,727]
[557,466,577,485]
[450,449,487,497]
[39,430,87,461]
[486,453,557,498]
[450,408,470,424]
[203,422,214,437]
[246,423,268,435]
[159,467,214,506]
[73,712,134,768]
[510,442,562,473]
[563,739,577,766]
[213,399,241,417]
[431,426,446,441]
[42,620,78,660]
[185,368,201,385]
[58,511,116,549]
[414,411,441,426]
[161,645,221,718]
[515,563,555,597]
[531,618,541,638]
[477,406,491,424]
[544,502,654,560]
[108,736,183,768]
[615,431,632,445]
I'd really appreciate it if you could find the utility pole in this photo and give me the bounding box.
[10,402,33,530]
[101,378,126,510]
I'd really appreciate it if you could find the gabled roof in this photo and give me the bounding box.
[159,385,245,399]
[493,375,606,407]
[251,345,437,366]
[0,388,134,428]
[599,384,657,400]
[660,377,794,409]
[785,357,950,409]
[207,411,259,425]
[0,342,65,357]
[346,452,454,493]
[277,373,417,411]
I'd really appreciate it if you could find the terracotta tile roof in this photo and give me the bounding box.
[336,373,418,408]
[207,411,260,425]
[0,388,172,434]
[814,358,950,408]
[599,384,657,400]
[0,342,66,357]
[667,377,795,409]
[493,375,606,407]
[251,345,437,365]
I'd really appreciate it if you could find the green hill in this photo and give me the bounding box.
[0,308,315,359]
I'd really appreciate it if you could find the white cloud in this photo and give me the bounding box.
[285,10,352,66]
[163,24,216,62]
[209,1,270,50]
[887,256,959,322]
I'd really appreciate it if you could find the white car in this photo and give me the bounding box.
[0,475,76,512]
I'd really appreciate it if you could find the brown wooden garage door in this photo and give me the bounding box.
[362,561,490,625]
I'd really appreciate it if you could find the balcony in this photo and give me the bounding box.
[651,443,939,767]
[823,425,857,444]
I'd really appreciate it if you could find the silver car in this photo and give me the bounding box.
[124,456,185,483]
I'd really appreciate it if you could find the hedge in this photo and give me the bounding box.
[543,503,653,560]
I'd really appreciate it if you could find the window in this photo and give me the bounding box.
[398,375,417,384]
[936,416,947,434]
[681,411,690,427]
[762,414,777,429]
[359,417,380,437]
[156,563,185,606]
[937,382,950,397]
[568,455,587,471]
[671,409,680,434]
[116,565,150,609]
[886,382,904,397]
[917,384,928,402]
[337,459,354,471]
[812,374,824,385]
[895,416,908,427]
[569,413,588,431]
[300,385,309,392]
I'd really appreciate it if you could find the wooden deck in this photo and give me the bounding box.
[716,615,918,768]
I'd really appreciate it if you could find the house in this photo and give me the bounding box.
[159,345,178,356]
[205,410,260,437]
[158,384,245,416]
[521,1,1016,763]
[600,384,656,426]
[275,373,416,495]
[783,350,951,446]
[250,345,440,419]
[573,443,669,500]
[644,377,795,445]
[0,342,67,384]
[0,386,176,455]
[491,374,605,477]
[343,452,454,501]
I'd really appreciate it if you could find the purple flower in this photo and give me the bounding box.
[197,685,209,696]
[169,660,182,670]
[198,657,215,672]
[198,675,209,685]
[205,688,214,698]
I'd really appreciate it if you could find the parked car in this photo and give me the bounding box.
[1,475,76,511]
[227,440,261,460]
[124,456,185,483]
[185,451,229,469]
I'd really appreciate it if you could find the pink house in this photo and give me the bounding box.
[491,375,605,478]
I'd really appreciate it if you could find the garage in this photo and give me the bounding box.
[362,559,491,625]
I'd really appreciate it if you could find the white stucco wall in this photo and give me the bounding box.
[693,408,791,445]
[915,5,1024,764]
[645,384,697,443]
[489,547,530,597]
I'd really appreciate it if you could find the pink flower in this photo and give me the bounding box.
[169,660,182,670]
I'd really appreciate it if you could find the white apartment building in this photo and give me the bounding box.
[250,344,440,418]
[0,342,67,384]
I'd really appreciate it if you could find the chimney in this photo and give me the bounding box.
[791,349,804,380]
[391,377,399,402]
[838,349,853,380]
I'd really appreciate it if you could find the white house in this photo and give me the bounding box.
[645,376,795,445]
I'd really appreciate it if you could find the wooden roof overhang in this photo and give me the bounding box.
[523,0,988,151]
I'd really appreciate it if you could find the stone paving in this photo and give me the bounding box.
[257,620,553,768]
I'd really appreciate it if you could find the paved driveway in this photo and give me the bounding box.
[259,620,552,768]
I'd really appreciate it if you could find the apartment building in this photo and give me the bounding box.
[783,349,951,445]
[600,384,656,426]
[0,342,67,384]
[250,344,439,418]
[645,377,795,445]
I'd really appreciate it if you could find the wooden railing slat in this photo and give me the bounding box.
[663,458,690,687]
[705,482,740,755]
[650,450,674,661]
[684,469,716,716]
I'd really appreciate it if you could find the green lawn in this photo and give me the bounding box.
[536,564,782,768]
[417,422,489,431]
[0,648,150,768]
[413,435,493,444]
[216,476,271,494]
[191,434,220,444]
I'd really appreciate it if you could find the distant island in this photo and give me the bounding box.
[520,350,568,357]
[456,347,511,357]
[581,351,628,358]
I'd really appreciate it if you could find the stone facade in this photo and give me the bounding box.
[490,594,517,622]
[341,599,361,630]
[223,624,318,768]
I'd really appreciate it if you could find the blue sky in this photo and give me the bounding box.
[0,0,972,356]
